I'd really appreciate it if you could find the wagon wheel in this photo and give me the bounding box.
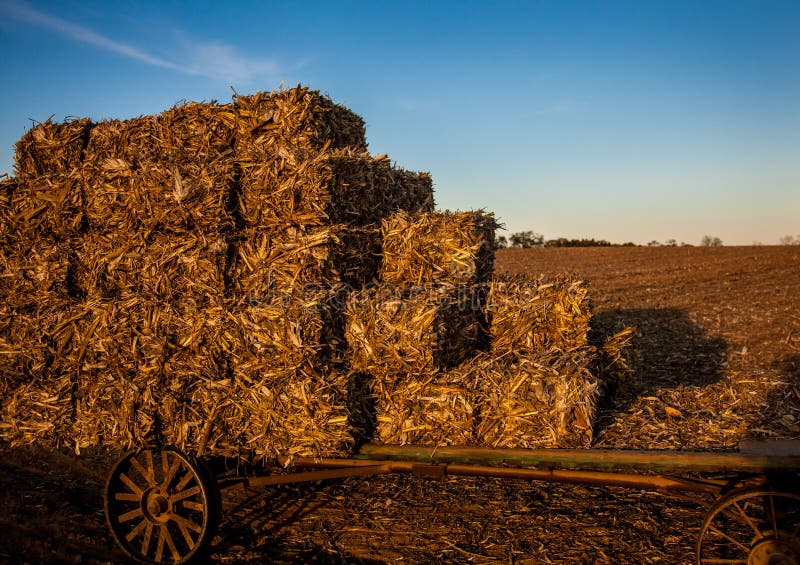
[696,489,800,565]
[104,448,220,564]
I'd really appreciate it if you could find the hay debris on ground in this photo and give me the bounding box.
[380,210,497,285]
[345,283,486,377]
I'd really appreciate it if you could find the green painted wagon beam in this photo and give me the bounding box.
[355,443,800,473]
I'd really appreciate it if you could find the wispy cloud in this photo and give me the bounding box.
[1,1,277,83]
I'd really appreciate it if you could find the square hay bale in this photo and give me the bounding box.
[233,86,366,152]
[156,101,236,157]
[380,210,498,285]
[486,276,591,355]
[230,225,381,294]
[229,289,343,372]
[373,372,482,446]
[82,116,160,169]
[0,236,72,307]
[237,147,433,229]
[237,367,353,460]
[75,230,228,301]
[345,283,486,377]
[474,349,599,449]
[70,297,231,451]
[0,375,75,447]
[10,171,85,238]
[81,152,237,235]
[14,118,92,180]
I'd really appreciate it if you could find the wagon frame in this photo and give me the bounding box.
[103,438,800,564]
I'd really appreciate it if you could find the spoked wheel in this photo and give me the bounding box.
[697,489,800,565]
[104,448,220,564]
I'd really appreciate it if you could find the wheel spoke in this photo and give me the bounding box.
[145,450,155,485]
[118,507,144,524]
[170,486,201,504]
[155,525,166,562]
[115,492,141,502]
[162,453,181,489]
[125,518,148,542]
[732,501,762,538]
[162,525,181,561]
[175,471,194,492]
[182,500,205,512]
[707,523,750,554]
[171,513,203,534]
[119,472,143,496]
[171,514,197,549]
[131,456,154,487]
[141,522,153,557]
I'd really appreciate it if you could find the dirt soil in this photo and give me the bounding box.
[2,245,799,564]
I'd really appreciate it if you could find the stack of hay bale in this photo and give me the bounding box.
[0,86,434,459]
[1,84,630,459]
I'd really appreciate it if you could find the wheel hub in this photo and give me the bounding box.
[749,536,800,565]
[142,488,171,523]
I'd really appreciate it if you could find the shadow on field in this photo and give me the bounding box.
[590,308,728,440]
[214,479,386,564]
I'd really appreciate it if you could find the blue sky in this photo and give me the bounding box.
[1,1,798,245]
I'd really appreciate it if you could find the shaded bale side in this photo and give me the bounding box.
[237,367,353,461]
[237,147,433,229]
[486,276,591,355]
[373,372,483,446]
[82,116,160,169]
[81,151,237,235]
[14,118,93,180]
[474,349,599,449]
[233,86,367,153]
[75,230,228,301]
[0,176,16,245]
[380,210,497,285]
[10,172,85,239]
[230,225,381,295]
[345,283,486,377]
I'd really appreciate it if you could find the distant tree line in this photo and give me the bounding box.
[496,232,734,248]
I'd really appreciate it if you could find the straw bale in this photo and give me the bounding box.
[75,230,228,301]
[474,349,600,449]
[9,171,85,238]
[234,86,366,152]
[1,375,74,447]
[237,147,433,229]
[380,210,497,285]
[229,289,343,372]
[82,116,159,168]
[81,151,236,234]
[486,276,591,355]
[374,372,483,446]
[156,101,236,157]
[345,283,486,377]
[0,236,71,308]
[237,367,353,460]
[14,118,92,180]
[231,224,381,295]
